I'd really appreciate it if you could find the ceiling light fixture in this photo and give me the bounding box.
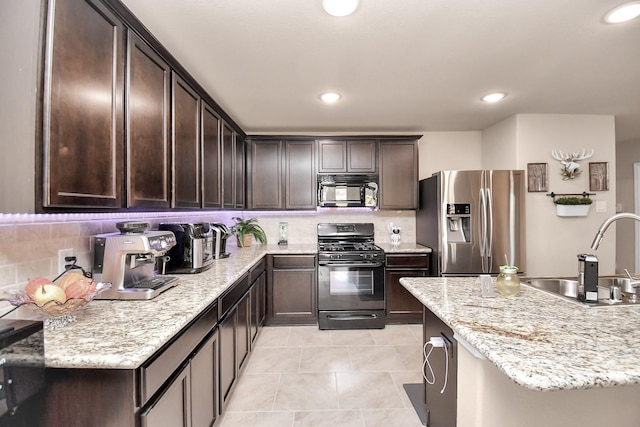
[322,0,360,17]
[481,92,507,103]
[320,92,342,103]
[604,1,640,23]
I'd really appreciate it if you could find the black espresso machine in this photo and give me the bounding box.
[159,223,214,273]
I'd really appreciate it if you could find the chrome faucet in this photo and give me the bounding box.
[590,212,640,250]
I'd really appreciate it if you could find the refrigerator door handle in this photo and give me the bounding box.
[486,187,494,265]
[479,188,488,271]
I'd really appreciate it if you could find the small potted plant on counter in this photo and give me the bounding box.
[554,196,593,217]
[232,217,268,247]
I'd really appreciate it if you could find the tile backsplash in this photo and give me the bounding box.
[0,209,415,290]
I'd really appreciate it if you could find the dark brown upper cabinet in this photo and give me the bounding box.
[43,0,125,208]
[201,102,221,209]
[247,139,316,210]
[378,140,419,209]
[222,123,234,208]
[249,140,282,210]
[285,140,316,209]
[126,32,171,209]
[235,135,245,209]
[222,122,244,209]
[172,74,201,209]
[317,140,376,173]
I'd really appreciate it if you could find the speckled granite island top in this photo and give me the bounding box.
[400,276,640,392]
[40,244,317,370]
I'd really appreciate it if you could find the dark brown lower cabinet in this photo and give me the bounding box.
[266,255,317,325]
[141,362,191,427]
[423,307,457,427]
[218,268,264,411]
[219,309,236,411]
[190,330,219,427]
[142,327,219,427]
[44,302,218,427]
[251,270,267,346]
[42,261,268,427]
[385,253,430,324]
[236,292,251,371]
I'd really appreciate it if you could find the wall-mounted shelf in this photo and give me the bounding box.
[546,192,594,217]
[546,192,594,201]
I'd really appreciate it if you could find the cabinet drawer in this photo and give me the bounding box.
[249,258,266,282]
[218,273,250,319]
[385,254,429,269]
[141,302,217,403]
[272,255,316,269]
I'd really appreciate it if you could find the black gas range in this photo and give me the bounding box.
[317,223,385,330]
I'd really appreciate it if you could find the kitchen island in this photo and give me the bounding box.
[400,276,640,427]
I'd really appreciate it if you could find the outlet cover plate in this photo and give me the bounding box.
[58,248,74,275]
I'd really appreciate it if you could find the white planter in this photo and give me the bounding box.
[555,204,591,217]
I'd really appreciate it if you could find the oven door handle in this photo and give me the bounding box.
[318,262,384,268]
[326,313,380,320]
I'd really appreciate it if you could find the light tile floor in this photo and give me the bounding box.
[219,324,426,427]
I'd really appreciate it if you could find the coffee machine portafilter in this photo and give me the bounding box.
[92,222,179,300]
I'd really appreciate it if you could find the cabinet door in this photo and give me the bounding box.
[250,270,266,346]
[285,140,316,209]
[172,75,201,208]
[269,266,317,325]
[385,269,427,324]
[347,140,377,173]
[202,102,221,208]
[222,123,235,208]
[127,32,171,209]
[219,310,236,410]
[237,293,251,372]
[191,330,218,427]
[423,308,457,427]
[317,140,347,173]
[43,0,124,208]
[379,140,418,209]
[250,140,282,209]
[235,134,245,208]
[141,363,191,427]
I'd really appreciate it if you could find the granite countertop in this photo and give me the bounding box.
[400,276,640,392]
[34,244,309,370]
[32,241,419,370]
[377,243,431,253]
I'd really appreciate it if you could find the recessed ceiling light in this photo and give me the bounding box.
[322,0,359,17]
[481,92,507,103]
[320,92,341,103]
[604,2,640,23]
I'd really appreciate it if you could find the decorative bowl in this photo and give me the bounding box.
[4,282,111,329]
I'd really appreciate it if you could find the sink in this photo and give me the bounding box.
[522,277,639,307]
[597,276,639,293]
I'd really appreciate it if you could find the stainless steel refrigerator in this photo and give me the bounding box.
[417,170,526,276]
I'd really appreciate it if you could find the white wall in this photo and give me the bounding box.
[615,139,640,272]
[508,114,616,276]
[0,0,41,214]
[418,131,482,179]
[481,115,518,169]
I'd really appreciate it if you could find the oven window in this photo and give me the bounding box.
[329,269,375,295]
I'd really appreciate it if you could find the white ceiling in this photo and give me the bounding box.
[120,0,640,142]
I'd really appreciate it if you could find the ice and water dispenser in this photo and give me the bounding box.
[446,204,471,243]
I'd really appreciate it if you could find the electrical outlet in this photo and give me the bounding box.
[58,248,74,275]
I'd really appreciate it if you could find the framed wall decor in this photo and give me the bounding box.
[589,162,609,191]
[527,163,548,192]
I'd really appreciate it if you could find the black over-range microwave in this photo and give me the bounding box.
[317,174,379,208]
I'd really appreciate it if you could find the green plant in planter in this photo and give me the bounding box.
[554,196,593,205]
[231,217,267,247]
